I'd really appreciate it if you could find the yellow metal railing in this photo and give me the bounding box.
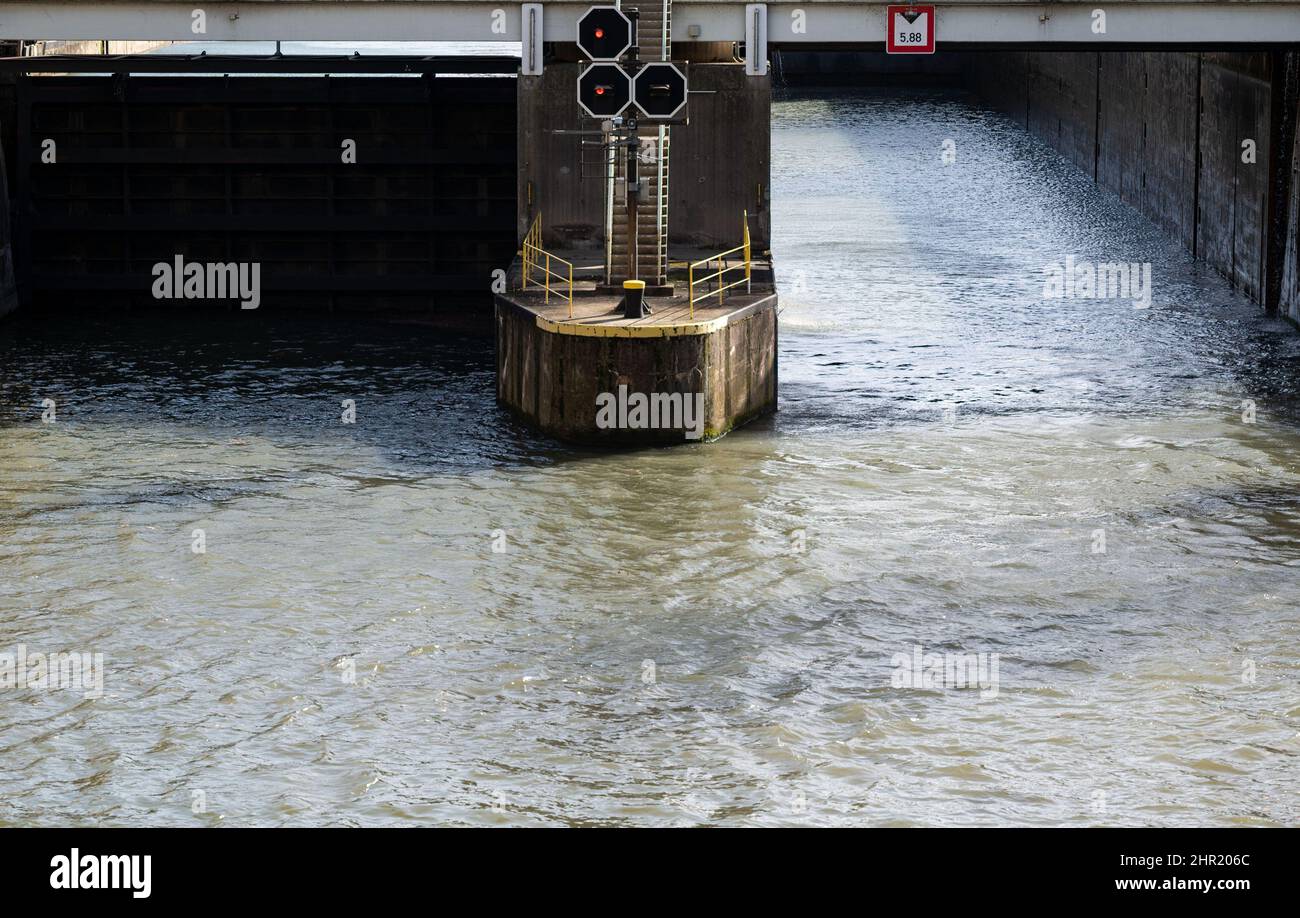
[688,210,751,319]
[521,213,574,317]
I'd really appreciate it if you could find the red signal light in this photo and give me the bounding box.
[594,27,605,39]
[595,85,607,95]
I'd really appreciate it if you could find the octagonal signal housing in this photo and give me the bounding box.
[578,62,632,118]
[633,62,688,120]
[576,6,633,61]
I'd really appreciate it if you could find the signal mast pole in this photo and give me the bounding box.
[626,124,639,284]
[625,8,640,285]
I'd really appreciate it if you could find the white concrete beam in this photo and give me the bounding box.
[683,3,1300,44]
[0,2,538,41]
[2,2,1300,44]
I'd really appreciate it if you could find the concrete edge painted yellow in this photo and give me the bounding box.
[535,314,732,338]
[532,294,777,338]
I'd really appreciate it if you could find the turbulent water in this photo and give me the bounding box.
[2,88,1299,826]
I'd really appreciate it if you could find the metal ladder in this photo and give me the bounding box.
[607,0,671,286]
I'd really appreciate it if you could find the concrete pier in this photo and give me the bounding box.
[506,47,777,445]
[495,252,777,445]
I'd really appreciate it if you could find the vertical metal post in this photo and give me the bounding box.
[522,4,544,76]
[661,0,670,61]
[744,4,768,77]
[523,216,533,289]
[656,126,665,284]
[744,209,751,293]
[604,124,615,285]
[628,9,640,283]
[626,125,639,283]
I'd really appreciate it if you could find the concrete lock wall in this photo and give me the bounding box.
[965,50,1300,322]
[1277,54,1300,324]
[517,61,770,251]
[669,64,771,249]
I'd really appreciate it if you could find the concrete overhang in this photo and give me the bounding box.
[1,1,1299,45]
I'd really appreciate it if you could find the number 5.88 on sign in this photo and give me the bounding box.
[886,5,937,55]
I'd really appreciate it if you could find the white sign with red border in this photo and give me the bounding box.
[886,5,936,54]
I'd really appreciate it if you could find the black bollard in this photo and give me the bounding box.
[622,279,649,319]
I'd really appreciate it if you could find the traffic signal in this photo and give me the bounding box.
[633,63,688,119]
[576,6,633,61]
[577,63,632,118]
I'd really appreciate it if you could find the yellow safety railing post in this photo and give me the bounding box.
[522,213,540,291]
[689,216,753,315]
[519,211,574,308]
[743,210,751,294]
